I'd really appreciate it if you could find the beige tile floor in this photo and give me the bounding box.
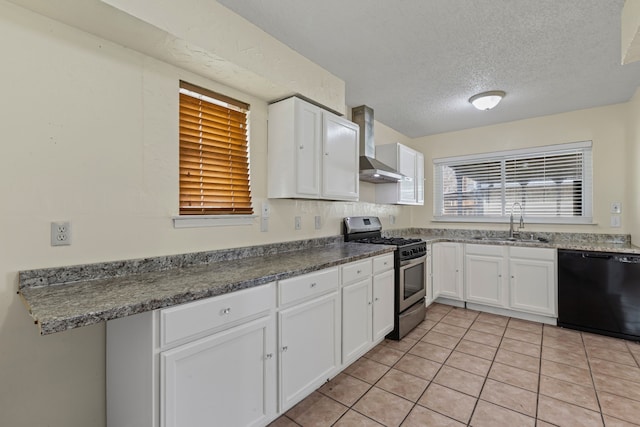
[269,303,640,427]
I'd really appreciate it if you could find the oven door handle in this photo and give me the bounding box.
[400,254,427,267]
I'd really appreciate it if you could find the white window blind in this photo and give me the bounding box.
[433,141,593,224]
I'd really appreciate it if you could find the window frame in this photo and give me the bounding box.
[174,81,255,227]
[433,141,593,225]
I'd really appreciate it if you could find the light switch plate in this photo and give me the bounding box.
[611,202,621,214]
[294,216,301,230]
[314,216,321,229]
[610,215,621,228]
[261,201,270,218]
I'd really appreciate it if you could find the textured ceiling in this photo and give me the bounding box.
[218,0,640,138]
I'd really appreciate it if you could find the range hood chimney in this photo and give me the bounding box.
[352,105,403,184]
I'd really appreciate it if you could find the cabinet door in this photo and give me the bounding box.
[432,243,463,300]
[509,257,556,316]
[398,144,417,204]
[295,100,322,197]
[372,269,395,342]
[322,114,359,200]
[415,152,424,205]
[342,278,372,365]
[279,292,340,411]
[161,316,275,427]
[465,253,507,307]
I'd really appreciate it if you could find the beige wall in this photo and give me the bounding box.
[626,88,640,242]
[409,103,630,234]
[0,3,408,426]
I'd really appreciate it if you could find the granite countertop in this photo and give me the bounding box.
[18,228,640,336]
[19,240,394,335]
[388,228,640,254]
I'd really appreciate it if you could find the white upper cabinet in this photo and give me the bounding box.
[268,97,359,201]
[375,143,425,205]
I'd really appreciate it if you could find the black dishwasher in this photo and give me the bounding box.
[558,249,640,341]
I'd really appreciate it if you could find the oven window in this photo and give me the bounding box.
[404,262,425,299]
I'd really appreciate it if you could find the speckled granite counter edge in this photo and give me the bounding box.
[19,235,345,289]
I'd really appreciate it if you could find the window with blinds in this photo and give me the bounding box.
[433,141,593,223]
[179,81,253,215]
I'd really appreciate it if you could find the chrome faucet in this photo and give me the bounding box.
[509,202,524,238]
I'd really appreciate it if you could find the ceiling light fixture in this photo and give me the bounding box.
[469,90,506,110]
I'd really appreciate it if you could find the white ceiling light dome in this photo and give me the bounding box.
[469,90,506,110]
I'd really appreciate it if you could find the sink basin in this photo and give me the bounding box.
[473,237,517,242]
[472,236,549,243]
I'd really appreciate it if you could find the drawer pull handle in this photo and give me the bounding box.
[310,282,317,288]
[383,262,388,265]
[282,346,288,352]
[221,308,231,315]
[265,353,273,360]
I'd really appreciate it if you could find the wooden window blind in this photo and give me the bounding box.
[433,141,592,223]
[179,81,253,215]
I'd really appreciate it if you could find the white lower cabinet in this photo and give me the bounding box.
[432,242,464,300]
[341,255,394,366]
[107,255,397,427]
[106,283,276,427]
[462,244,557,319]
[464,244,508,308]
[278,291,340,412]
[372,269,395,341]
[342,277,372,364]
[161,316,275,427]
[509,247,556,316]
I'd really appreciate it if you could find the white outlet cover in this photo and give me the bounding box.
[51,221,72,246]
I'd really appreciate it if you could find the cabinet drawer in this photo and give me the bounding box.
[373,254,394,274]
[160,283,275,348]
[342,259,372,285]
[279,267,338,307]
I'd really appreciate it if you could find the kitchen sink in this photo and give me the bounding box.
[472,236,549,243]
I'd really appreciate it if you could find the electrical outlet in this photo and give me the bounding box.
[315,215,321,229]
[260,217,268,232]
[294,216,301,230]
[389,215,396,225]
[51,221,71,246]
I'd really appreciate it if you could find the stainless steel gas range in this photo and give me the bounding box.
[344,216,427,340]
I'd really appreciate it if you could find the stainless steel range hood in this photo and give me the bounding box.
[352,105,403,184]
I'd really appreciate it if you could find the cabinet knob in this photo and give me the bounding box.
[511,275,515,279]
[498,274,502,278]
[357,270,362,274]
[282,346,288,352]
[310,282,317,288]
[375,297,380,302]
[221,307,231,315]
[299,145,304,149]
[368,301,372,305]
[265,353,273,360]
